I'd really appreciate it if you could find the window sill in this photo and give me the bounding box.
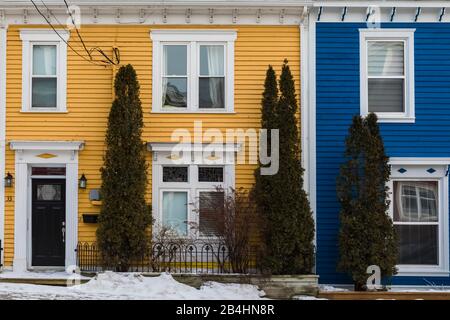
[21,108,68,114]
[396,266,449,277]
[377,117,415,123]
[152,110,236,115]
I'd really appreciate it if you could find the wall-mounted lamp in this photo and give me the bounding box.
[79,174,87,189]
[4,172,13,188]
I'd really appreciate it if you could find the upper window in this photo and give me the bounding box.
[151,30,236,113]
[20,30,69,112]
[360,29,415,123]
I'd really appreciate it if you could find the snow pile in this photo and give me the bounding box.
[70,272,266,300]
[0,272,266,300]
[319,285,349,292]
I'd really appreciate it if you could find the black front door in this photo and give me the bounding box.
[32,179,66,266]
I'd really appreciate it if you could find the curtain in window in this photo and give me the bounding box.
[162,191,188,236]
[32,45,57,108]
[206,46,223,108]
[33,45,56,76]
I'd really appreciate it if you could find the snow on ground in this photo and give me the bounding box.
[293,295,327,300]
[319,285,349,292]
[0,272,266,300]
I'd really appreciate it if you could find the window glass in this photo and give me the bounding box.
[199,45,225,109]
[393,181,439,265]
[198,167,224,182]
[37,184,62,201]
[162,191,188,236]
[199,191,224,236]
[367,41,405,113]
[162,166,188,182]
[32,45,57,108]
[163,45,187,109]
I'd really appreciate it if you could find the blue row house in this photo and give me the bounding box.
[305,1,450,287]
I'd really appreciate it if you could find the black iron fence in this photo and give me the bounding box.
[76,241,260,274]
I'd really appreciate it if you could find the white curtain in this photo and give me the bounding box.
[162,46,169,106]
[162,191,188,236]
[33,45,56,76]
[206,46,224,108]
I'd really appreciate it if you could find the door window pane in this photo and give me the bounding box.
[32,78,57,108]
[199,191,224,236]
[37,184,62,201]
[162,191,188,236]
[32,167,66,176]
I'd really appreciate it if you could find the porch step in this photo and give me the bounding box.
[319,291,450,300]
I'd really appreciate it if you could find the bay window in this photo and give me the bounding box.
[20,30,69,112]
[151,30,236,113]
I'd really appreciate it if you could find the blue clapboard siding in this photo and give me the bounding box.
[316,22,450,285]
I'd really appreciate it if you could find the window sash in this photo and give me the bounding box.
[30,42,59,109]
[158,41,227,111]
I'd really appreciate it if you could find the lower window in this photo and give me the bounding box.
[393,180,440,266]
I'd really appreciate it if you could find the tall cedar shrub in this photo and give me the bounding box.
[253,60,315,274]
[97,64,152,271]
[337,113,398,290]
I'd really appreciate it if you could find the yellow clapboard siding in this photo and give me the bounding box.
[3,25,300,266]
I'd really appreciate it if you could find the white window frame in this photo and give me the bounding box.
[150,143,237,239]
[150,30,236,113]
[360,29,415,123]
[20,29,69,112]
[388,158,450,276]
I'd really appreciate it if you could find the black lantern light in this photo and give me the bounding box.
[79,174,87,189]
[4,172,13,188]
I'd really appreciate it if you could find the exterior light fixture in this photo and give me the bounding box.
[79,174,87,189]
[4,172,13,188]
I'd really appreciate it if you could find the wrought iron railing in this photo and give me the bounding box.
[76,241,259,274]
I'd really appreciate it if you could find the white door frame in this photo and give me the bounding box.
[9,141,84,272]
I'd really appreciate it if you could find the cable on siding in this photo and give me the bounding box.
[317,6,323,21]
[440,8,446,22]
[390,7,396,22]
[341,7,347,22]
[414,7,421,22]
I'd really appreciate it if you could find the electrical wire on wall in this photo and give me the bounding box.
[30,0,120,67]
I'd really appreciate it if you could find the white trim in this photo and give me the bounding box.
[11,141,83,272]
[314,1,450,8]
[306,10,317,269]
[359,29,415,123]
[0,26,7,267]
[147,142,240,153]
[10,141,84,151]
[387,158,450,276]
[20,29,69,113]
[150,30,236,113]
[389,158,450,166]
[150,144,235,238]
